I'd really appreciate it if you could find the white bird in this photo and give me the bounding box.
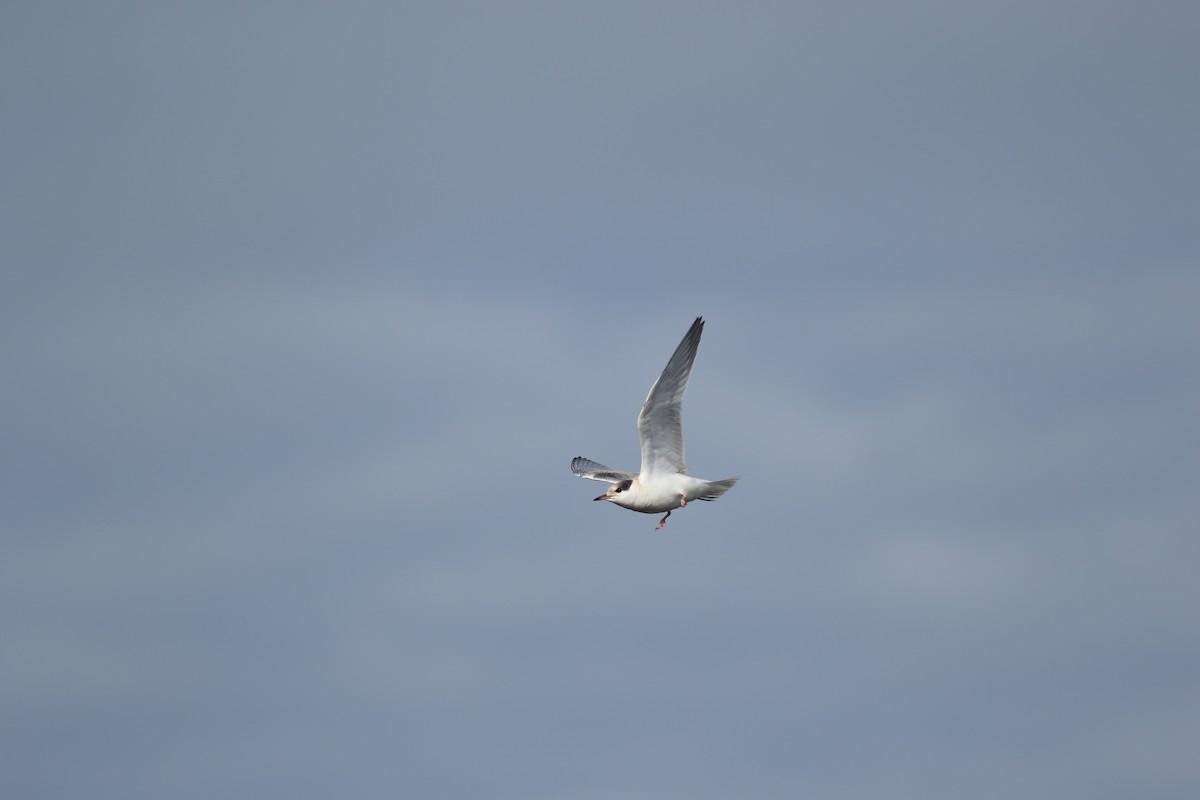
[571,316,739,529]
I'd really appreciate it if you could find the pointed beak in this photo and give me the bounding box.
[593,493,608,501]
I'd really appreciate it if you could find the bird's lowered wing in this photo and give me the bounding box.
[570,456,637,484]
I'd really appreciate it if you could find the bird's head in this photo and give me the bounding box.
[595,479,634,504]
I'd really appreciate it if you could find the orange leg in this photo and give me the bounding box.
[656,509,672,530]
[679,494,687,507]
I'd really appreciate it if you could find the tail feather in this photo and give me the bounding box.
[697,477,739,501]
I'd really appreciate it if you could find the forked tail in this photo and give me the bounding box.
[697,477,739,501]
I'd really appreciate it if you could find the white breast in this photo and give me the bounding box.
[614,473,711,513]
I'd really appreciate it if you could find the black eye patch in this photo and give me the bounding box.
[614,480,632,493]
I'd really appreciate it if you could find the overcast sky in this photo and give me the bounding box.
[3,2,1198,798]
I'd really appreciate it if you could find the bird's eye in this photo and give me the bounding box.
[614,486,623,493]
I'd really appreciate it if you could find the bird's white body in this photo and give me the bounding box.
[608,473,717,514]
[570,317,738,529]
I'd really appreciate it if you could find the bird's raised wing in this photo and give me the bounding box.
[570,456,637,484]
[637,317,703,476]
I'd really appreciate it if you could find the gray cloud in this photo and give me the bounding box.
[3,1,1198,798]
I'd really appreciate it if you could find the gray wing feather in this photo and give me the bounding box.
[571,456,636,483]
[638,317,703,476]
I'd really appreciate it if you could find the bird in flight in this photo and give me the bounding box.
[571,316,739,529]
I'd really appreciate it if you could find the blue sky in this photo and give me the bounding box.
[3,2,1198,798]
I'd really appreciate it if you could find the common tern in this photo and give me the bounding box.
[571,316,738,529]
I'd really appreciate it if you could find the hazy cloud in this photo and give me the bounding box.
[3,2,1197,798]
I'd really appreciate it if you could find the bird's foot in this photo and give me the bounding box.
[656,510,671,530]
[679,494,687,507]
